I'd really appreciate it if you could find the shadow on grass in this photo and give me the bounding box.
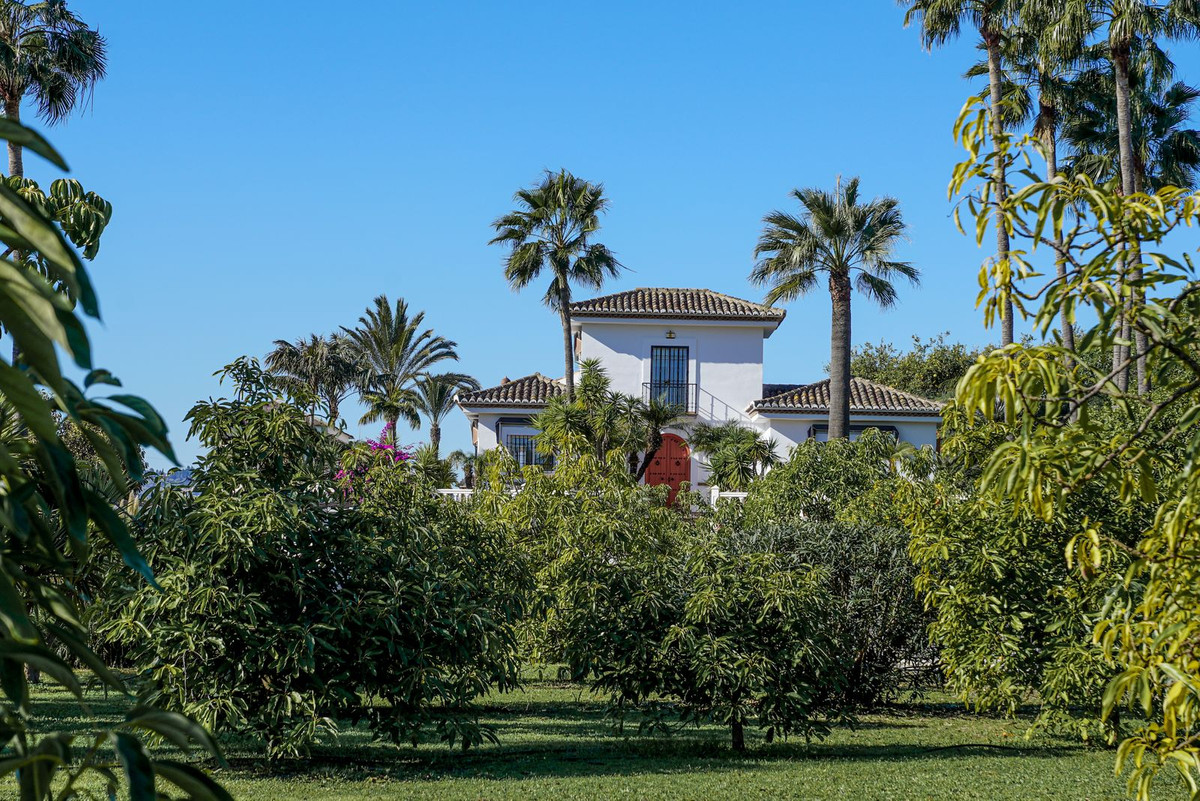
[31,681,1097,787]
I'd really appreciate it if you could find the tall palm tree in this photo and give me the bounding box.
[266,333,362,425]
[1063,48,1200,192]
[1054,1,1200,393]
[998,7,1082,357]
[489,169,622,402]
[751,178,917,440]
[341,294,460,433]
[411,372,480,456]
[903,0,1019,345]
[0,0,106,177]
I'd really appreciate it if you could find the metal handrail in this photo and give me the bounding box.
[641,382,697,414]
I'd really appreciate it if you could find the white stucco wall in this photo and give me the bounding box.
[576,318,773,488]
[466,410,546,455]
[762,414,940,455]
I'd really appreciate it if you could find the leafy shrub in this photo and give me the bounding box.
[900,410,1148,740]
[718,431,937,707]
[100,359,530,755]
[479,452,847,749]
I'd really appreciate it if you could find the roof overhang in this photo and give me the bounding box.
[572,315,785,339]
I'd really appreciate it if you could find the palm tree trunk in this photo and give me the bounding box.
[1112,44,1145,393]
[1042,114,1075,359]
[558,288,576,402]
[828,274,852,440]
[635,432,664,481]
[4,96,23,370]
[430,422,441,457]
[4,96,23,178]
[985,33,1013,347]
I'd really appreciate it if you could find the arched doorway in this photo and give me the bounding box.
[645,434,690,504]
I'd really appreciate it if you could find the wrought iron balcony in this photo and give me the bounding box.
[642,382,697,414]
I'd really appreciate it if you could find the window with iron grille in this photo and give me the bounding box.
[649,345,690,408]
[506,434,554,469]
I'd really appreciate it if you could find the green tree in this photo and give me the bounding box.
[265,332,362,424]
[103,359,529,755]
[723,431,939,708]
[902,0,1018,345]
[489,169,622,402]
[847,333,987,401]
[751,177,917,439]
[0,121,227,799]
[0,0,106,177]
[411,372,479,456]
[342,294,460,432]
[949,81,1200,798]
[476,451,846,751]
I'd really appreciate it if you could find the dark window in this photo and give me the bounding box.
[649,346,689,409]
[507,434,554,469]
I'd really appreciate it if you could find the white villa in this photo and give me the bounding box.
[457,288,942,496]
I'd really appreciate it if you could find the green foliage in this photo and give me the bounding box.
[341,294,463,429]
[0,123,227,798]
[900,410,1149,739]
[687,420,779,491]
[101,359,530,756]
[532,359,686,476]
[720,431,937,707]
[949,85,1200,796]
[847,333,989,401]
[477,452,846,750]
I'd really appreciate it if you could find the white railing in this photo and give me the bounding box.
[709,487,748,504]
[434,488,475,501]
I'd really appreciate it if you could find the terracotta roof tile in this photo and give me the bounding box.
[570,288,785,322]
[753,377,942,416]
[458,373,563,407]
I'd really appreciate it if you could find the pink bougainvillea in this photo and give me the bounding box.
[336,423,414,490]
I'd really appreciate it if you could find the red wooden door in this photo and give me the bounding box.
[646,434,690,504]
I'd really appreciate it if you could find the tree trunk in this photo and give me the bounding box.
[1112,44,1145,393]
[635,432,664,481]
[731,716,745,752]
[986,33,1014,347]
[5,96,23,178]
[3,98,36,685]
[558,289,575,403]
[1042,112,1075,360]
[828,273,852,440]
[430,422,441,457]
[4,96,23,370]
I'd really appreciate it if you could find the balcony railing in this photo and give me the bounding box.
[642,382,697,414]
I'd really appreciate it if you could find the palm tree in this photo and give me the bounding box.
[688,421,780,491]
[265,333,362,424]
[992,8,1081,357]
[1063,48,1200,192]
[0,0,106,177]
[341,294,460,433]
[751,178,917,440]
[1054,1,1200,393]
[447,448,479,489]
[490,169,622,402]
[633,397,688,482]
[412,372,480,456]
[903,0,1018,345]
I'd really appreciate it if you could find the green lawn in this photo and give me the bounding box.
[13,677,1160,800]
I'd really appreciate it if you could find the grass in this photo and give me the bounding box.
[11,675,1157,800]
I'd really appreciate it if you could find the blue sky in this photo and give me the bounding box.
[26,1,1200,468]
